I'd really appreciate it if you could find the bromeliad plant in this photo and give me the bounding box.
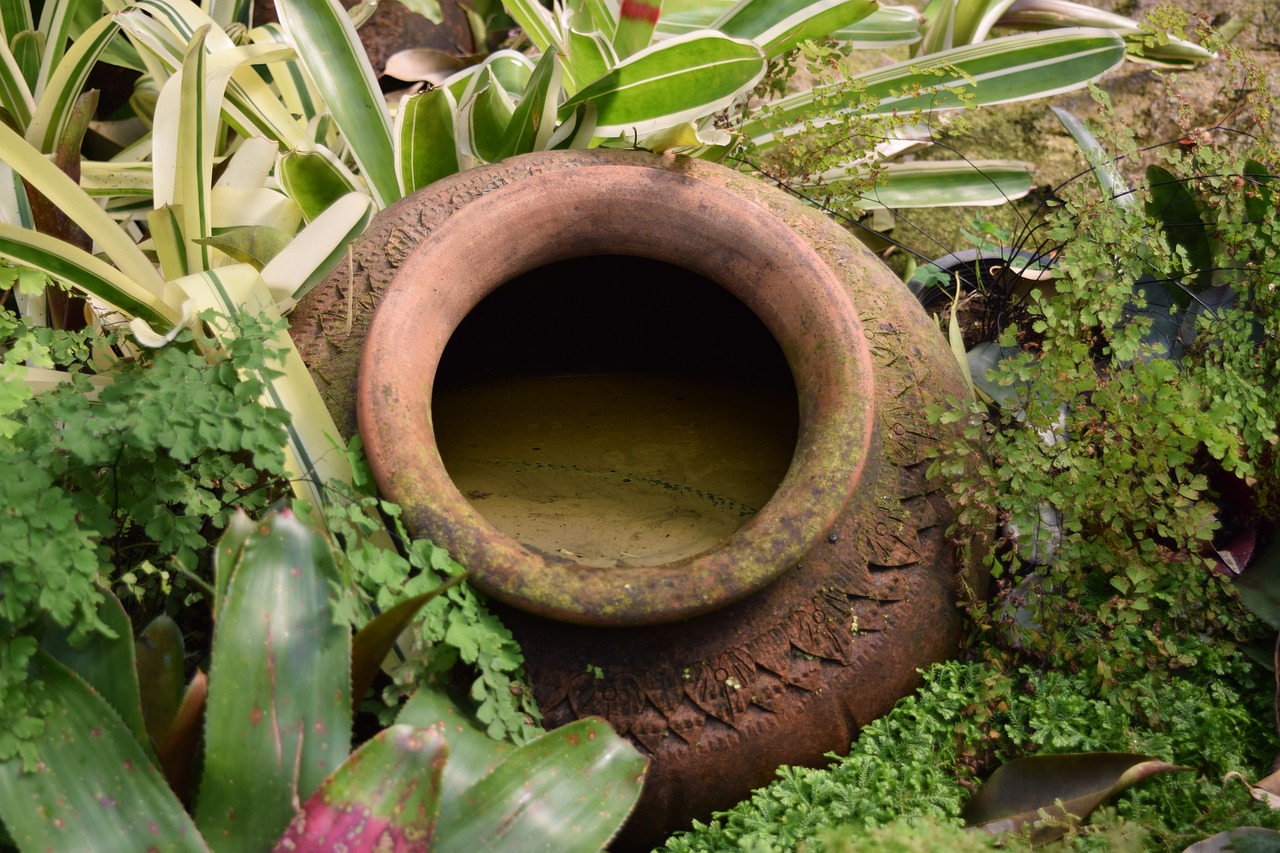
[0,510,646,852]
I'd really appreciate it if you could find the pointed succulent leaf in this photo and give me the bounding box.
[963,752,1189,844]
[394,87,461,195]
[1145,163,1212,294]
[194,510,353,852]
[396,687,517,808]
[272,725,447,852]
[747,28,1125,145]
[463,68,516,162]
[41,588,149,753]
[560,30,766,137]
[213,508,254,620]
[431,717,646,853]
[0,653,208,852]
[714,0,878,58]
[134,614,186,752]
[351,576,466,716]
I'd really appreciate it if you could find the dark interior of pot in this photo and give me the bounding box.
[432,255,800,569]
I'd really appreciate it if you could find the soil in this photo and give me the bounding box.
[867,0,1280,272]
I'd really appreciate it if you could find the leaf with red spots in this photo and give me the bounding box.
[395,687,517,807]
[431,717,646,853]
[195,511,352,851]
[0,653,207,852]
[272,725,446,852]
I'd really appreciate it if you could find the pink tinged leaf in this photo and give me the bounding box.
[272,725,446,853]
[963,752,1190,844]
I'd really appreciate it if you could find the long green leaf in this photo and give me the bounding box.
[560,26,615,96]
[275,0,398,208]
[463,67,516,162]
[1051,105,1134,209]
[816,159,1033,209]
[0,224,176,329]
[1145,163,1212,294]
[0,33,34,130]
[431,717,646,853]
[0,0,33,43]
[277,146,360,222]
[0,653,207,853]
[394,87,461,195]
[195,511,352,852]
[746,27,1126,145]
[0,120,166,295]
[496,45,562,159]
[998,0,1214,67]
[714,0,878,58]
[272,725,446,851]
[560,30,766,137]
[502,0,561,54]
[41,589,151,754]
[32,0,77,101]
[831,4,923,48]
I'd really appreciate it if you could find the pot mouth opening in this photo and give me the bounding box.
[433,256,800,569]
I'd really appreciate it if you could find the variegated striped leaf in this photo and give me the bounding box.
[0,31,34,129]
[560,30,765,137]
[830,5,923,49]
[25,13,118,154]
[713,0,878,58]
[394,87,461,195]
[810,159,1034,209]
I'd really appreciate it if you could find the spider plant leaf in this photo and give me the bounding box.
[272,725,447,851]
[0,223,176,329]
[831,5,922,49]
[32,0,78,101]
[613,0,661,60]
[194,510,352,852]
[79,160,154,197]
[964,752,1189,844]
[560,26,615,96]
[655,0,735,36]
[818,159,1033,209]
[1051,105,1134,208]
[747,28,1125,145]
[42,587,150,754]
[394,86,461,195]
[260,190,373,303]
[560,30,766,137]
[580,0,618,41]
[0,653,207,853]
[998,0,1214,68]
[275,0,399,208]
[503,0,562,54]
[430,717,646,853]
[25,13,117,154]
[277,146,360,222]
[246,22,320,125]
[496,45,562,159]
[714,0,878,58]
[0,33,35,129]
[1145,163,1212,293]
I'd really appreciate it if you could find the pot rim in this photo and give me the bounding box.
[358,157,876,626]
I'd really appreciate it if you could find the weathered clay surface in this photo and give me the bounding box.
[289,150,979,850]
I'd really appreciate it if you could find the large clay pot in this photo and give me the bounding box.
[289,150,977,849]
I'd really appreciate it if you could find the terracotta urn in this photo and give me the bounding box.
[289,150,978,849]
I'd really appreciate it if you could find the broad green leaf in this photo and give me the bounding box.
[260,190,373,303]
[714,0,878,58]
[613,0,661,59]
[964,753,1189,844]
[350,576,466,716]
[277,146,360,222]
[394,87,461,195]
[272,725,446,852]
[560,30,766,137]
[997,0,1214,68]
[1145,163,1212,294]
[1051,105,1134,209]
[560,26,615,96]
[213,509,254,619]
[580,0,618,41]
[41,588,150,753]
[194,224,294,268]
[0,33,34,130]
[397,687,517,806]
[276,0,399,207]
[463,67,517,162]
[431,717,646,853]
[966,341,1022,407]
[830,4,922,48]
[818,159,1033,209]
[0,223,176,329]
[24,13,117,154]
[195,510,352,852]
[1243,158,1276,227]
[0,653,207,853]
[747,28,1126,145]
[135,614,186,751]
[0,106,165,296]
[496,45,562,159]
